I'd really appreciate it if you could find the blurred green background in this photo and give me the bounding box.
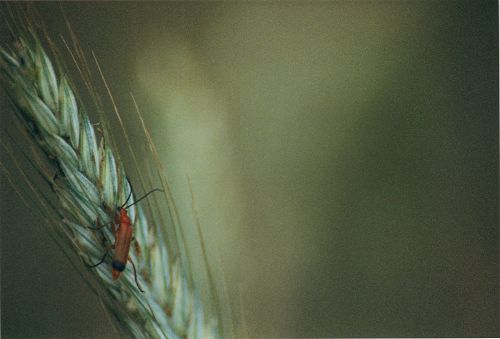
[1,1,498,337]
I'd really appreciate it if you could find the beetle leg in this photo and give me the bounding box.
[91,220,114,231]
[82,217,114,232]
[86,244,114,268]
[133,240,141,257]
[128,256,144,293]
[86,251,108,268]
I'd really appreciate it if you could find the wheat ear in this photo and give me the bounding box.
[0,25,219,339]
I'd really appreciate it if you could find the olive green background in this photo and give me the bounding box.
[0,2,498,338]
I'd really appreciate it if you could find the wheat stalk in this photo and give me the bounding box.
[0,14,220,339]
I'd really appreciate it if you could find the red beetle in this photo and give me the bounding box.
[111,207,134,280]
[88,188,162,292]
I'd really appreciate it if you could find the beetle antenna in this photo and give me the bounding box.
[123,188,163,210]
[120,186,132,209]
[120,179,134,209]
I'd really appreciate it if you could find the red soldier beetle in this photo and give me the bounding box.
[88,188,163,292]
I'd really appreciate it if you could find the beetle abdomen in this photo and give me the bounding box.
[112,260,126,280]
[112,260,126,272]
